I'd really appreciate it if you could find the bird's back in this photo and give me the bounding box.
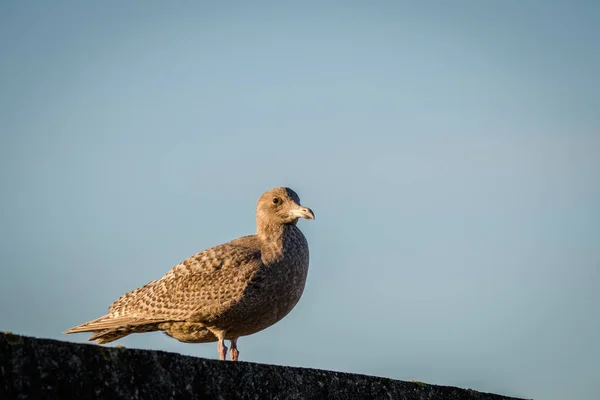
[108,235,265,322]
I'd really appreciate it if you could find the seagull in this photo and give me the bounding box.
[65,187,314,361]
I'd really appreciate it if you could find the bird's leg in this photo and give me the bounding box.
[230,338,239,361]
[217,336,228,361]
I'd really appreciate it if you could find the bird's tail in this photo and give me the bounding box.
[64,315,163,344]
[88,329,132,344]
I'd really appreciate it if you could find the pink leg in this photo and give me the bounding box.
[217,336,228,360]
[230,338,239,361]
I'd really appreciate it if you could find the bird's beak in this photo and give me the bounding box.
[289,205,315,220]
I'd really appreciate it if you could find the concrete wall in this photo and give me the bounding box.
[0,332,524,400]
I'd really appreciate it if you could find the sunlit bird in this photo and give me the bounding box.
[65,187,314,361]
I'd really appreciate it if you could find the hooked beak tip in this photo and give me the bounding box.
[304,208,315,220]
[291,206,315,220]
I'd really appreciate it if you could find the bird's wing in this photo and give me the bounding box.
[65,236,262,333]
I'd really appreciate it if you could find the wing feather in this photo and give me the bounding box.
[64,315,160,333]
[65,236,263,334]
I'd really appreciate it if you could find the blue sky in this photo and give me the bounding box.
[1,1,598,399]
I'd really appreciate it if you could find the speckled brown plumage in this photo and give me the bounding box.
[65,187,315,361]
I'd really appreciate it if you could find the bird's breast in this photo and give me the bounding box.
[216,226,310,337]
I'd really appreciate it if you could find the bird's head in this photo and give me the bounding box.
[256,187,315,227]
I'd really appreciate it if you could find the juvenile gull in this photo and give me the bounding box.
[65,187,314,361]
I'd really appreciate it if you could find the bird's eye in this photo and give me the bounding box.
[272,197,280,205]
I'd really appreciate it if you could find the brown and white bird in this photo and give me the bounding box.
[65,187,314,361]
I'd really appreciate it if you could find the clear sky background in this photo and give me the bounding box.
[1,1,598,399]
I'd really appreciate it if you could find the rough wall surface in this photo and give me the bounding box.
[0,332,525,400]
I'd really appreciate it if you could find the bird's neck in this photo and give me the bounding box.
[257,222,296,263]
[257,220,286,244]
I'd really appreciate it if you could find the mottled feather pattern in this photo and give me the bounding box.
[107,238,262,321]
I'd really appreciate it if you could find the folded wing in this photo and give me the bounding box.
[65,236,263,334]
